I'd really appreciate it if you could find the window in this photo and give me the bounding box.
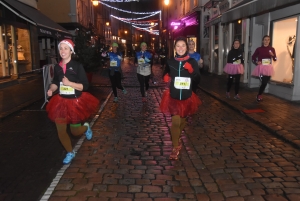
[271,16,298,83]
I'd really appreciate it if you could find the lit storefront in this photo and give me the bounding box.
[221,0,300,100]
[0,0,71,78]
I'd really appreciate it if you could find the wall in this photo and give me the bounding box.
[18,0,37,8]
[37,0,72,23]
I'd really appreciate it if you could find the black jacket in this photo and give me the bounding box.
[52,60,89,99]
[227,49,244,64]
[163,57,200,100]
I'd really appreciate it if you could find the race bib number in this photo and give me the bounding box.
[174,77,191,89]
[60,82,75,95]
[110,60,117,67]
[233,59,241,64]
[138,58,145,64]
[262,59,271,65]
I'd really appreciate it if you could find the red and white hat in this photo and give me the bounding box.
[58,39,75,54]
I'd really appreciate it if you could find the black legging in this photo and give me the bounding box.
[137,73,150,97]
[258,76,271,95]
[227,74,241,95]
[109,71,124,97]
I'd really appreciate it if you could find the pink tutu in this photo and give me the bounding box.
[251,64,274,76]
[160,89,201,117]
[46,92,99,124]
[224,63,244,75]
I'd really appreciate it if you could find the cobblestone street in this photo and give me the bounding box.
[45,59,300,201]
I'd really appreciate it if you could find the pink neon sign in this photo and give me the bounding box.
[170,21,182,26]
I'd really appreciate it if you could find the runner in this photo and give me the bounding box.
[188,40,203,93]
[46,39,99,164]
[160,36,201,160]
[252,35,277,102]
[134,42,152,102]
[108,42,127,102]
[223,39,244,100]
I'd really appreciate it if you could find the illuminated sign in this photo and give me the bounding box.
[170,21,182,26]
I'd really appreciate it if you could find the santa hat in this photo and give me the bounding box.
[58,39,75,54]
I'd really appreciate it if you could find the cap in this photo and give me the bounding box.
[58,39,75,54]
[112,42,118,47]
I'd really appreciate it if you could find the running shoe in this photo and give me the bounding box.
[226,92,230,99]
[63,151,75,164]
[169,147,180,160]
[256,95,263,102]
[84,122,93,140]
[113,97,118,102]
[234,94,241,100]
[122,89,127,94]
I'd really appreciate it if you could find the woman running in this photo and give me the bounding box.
[46,39,99,164]
[160,36,201,160]
[252,35,277,102]
[223,39,244,100]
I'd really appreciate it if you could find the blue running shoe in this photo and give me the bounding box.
[63,151,75,164]
[122,89,127,94]
[84,122,93,140]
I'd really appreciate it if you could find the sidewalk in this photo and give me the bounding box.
[199,73,300,148]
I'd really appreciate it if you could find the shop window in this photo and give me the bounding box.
[272,16,298,83]
[16,28,32,74]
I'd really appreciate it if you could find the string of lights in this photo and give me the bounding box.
[111,12,159,21]
[101,0,139,2]
[99,1,161,15]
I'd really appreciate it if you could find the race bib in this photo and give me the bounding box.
[262,59,271,65]
[110,60,117,67]
[233,59,241,64]
[174,77,191,89]
[59,82,75,95]
[138,58,145,64]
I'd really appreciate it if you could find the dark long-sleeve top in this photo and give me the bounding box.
[252,45,277,64]
[163,57,200,100]
[52,60,89,99]
[227,48,244,64]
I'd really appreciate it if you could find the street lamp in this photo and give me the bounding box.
[106,22,110,26]
[125,30,128,34]
[92,0,98,6]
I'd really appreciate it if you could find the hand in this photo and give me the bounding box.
[134,63,138,67]
[47,89,53,97]
[269,50,274,57]
[117,55,122,60]
[184,62,194,73]
[62,76,71,86]
[257,61,262,65]
[163,74,171,82]
[145,57,150,63]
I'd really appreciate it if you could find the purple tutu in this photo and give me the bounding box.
[224,63,244,75]
[251,64,274,77]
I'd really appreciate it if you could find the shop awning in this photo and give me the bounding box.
[221,0,300,24]
[0,0,72,39]
[205,15,222,27]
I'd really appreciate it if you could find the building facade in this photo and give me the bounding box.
[0,0,71,78]
[205,0,300,101]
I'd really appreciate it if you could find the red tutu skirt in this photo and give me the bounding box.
[46,92,99,124]
[224,63,244,75]
[160,89,201,117]
[252,64,274,76]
